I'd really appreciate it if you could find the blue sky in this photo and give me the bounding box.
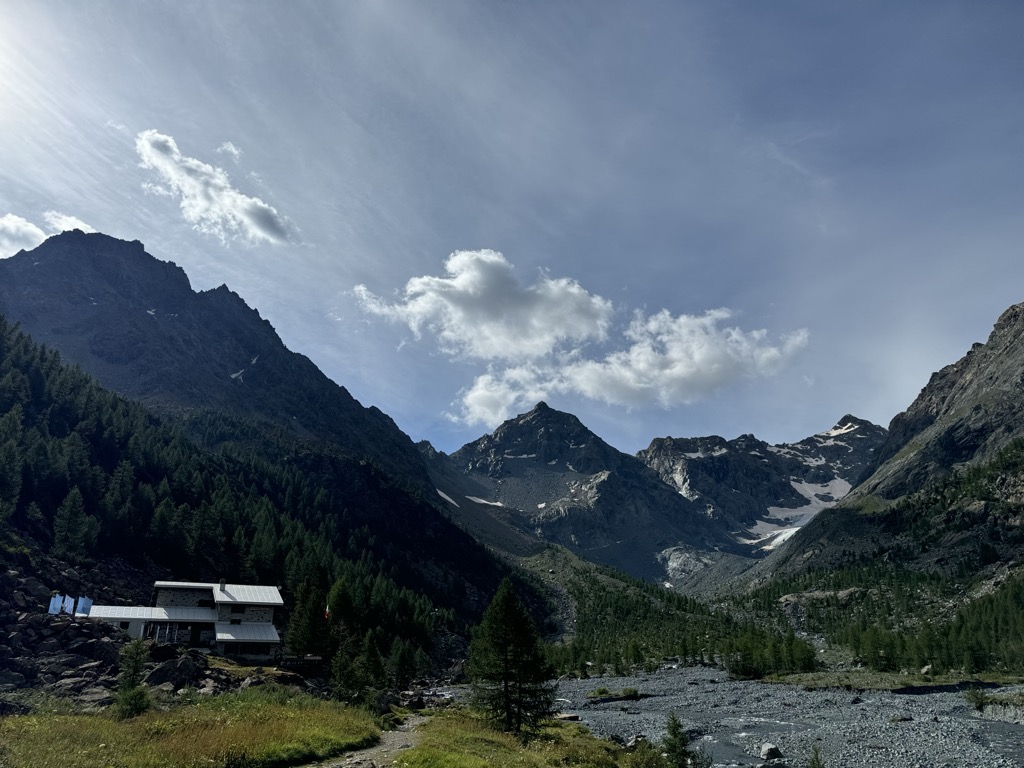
[2,1,1022,454]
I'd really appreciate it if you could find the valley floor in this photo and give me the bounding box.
[555,667,1024,767]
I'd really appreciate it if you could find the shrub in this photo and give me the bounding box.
[964,687,990,712]
[621,740,667,768]
[113,685,151,720]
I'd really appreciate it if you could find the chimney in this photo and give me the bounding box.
[219,579,226,592]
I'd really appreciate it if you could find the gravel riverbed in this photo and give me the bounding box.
[555,667,1024,767]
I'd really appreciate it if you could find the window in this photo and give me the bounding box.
[230,604,246,614]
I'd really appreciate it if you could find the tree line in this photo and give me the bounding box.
[0,314,508,693]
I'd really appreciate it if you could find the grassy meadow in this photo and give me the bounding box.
[0,686,378,768]
[396,710,621,768]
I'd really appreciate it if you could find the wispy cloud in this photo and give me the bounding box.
[356,252,809,427]
[135,129,292,245]
[0,214,46,257]
[216,141,243,163]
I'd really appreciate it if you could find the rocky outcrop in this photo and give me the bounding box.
[0,564,143,703]
[0,608,125,698]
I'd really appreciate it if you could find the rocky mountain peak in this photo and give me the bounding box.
[0,231,433,492]
[454,402,622,477]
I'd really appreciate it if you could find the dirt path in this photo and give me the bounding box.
[310,714,428,767]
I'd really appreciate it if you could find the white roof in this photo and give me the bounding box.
[214,622,281,643]
[87,606,218,622]
[154,581,283,606]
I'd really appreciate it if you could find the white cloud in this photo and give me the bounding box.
[455,365,551,427]
[452,309,808,427]
[354,249,613,360]
[358,253,810,428]
[563,309,809,408]
[0,214,47,257]
[42,210,96,234]
[135,129,292,245]
[216,141,243,163]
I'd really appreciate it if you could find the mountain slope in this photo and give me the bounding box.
[429,403,886,585]
[0,231,430,492]
[851,301,1024,502]
[0,231,533,621]
[745,300,1024,589]
[430,402,735,581]
[638,415,886,551]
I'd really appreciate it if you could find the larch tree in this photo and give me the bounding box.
[468,578,555,734]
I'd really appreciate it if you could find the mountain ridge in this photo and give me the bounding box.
[850,301,1024,502]
[0,231,431,492]
[428,401,885,583]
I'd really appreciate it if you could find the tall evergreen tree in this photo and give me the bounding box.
[468,578,555,734]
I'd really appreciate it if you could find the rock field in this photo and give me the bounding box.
[556,667,1024,768]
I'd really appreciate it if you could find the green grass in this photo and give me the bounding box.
[771,669,1024,691]
[0,685,378,768]
[586,687,640,700]
[397,709,619,768]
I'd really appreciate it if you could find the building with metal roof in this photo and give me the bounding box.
[86,580,283,659]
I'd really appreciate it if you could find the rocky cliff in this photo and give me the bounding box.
[639,416,886,549]
[851,301,1024,501]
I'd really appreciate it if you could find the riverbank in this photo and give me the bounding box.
[556,667,1024,767]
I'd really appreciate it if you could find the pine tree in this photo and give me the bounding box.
[113,639,150,719]
[468,578,555,734]
[663,711,711,768]
[52,486,98,561]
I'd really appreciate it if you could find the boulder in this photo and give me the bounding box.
[0,699,30,716]
[48,676,93,694]
[37,637,62,654]
[761,743,784,760]
[21,577,52,603]
[78,686,115,709]
[145,656,205,689]
[0,669,26,688]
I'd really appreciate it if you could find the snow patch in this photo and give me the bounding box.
[820,422,859,437]
[537,502,546,509]
[466,496,504,507]
[676,474,700,501]
[436,489,459,507]
[683,447,728,459]
[740,477,852,550]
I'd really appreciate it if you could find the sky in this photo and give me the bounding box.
[1,2,1023,455]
